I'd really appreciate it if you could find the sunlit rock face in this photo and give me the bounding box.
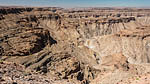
[84,27,150,65]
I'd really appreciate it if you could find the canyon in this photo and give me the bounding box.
[0,7,150,84]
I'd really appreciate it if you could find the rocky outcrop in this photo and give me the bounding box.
[0,27,56,56]
[0,61,81,84]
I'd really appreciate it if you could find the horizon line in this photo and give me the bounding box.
[0,5,150,9]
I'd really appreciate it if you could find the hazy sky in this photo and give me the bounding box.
[0,0,150,8]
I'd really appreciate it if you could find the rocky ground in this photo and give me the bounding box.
[0,7,150,84]
[118,73,150,84]
[0,61,53,84]
[0,61,81,84]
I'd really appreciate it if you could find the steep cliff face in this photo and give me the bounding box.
[83,22,150,84]
[84,27,150,63]
[0,7,150,84]
[0,27,56,56]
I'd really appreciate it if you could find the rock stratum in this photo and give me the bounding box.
[0,7,150,84]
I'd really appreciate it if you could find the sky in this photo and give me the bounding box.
[0,0,150,8]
